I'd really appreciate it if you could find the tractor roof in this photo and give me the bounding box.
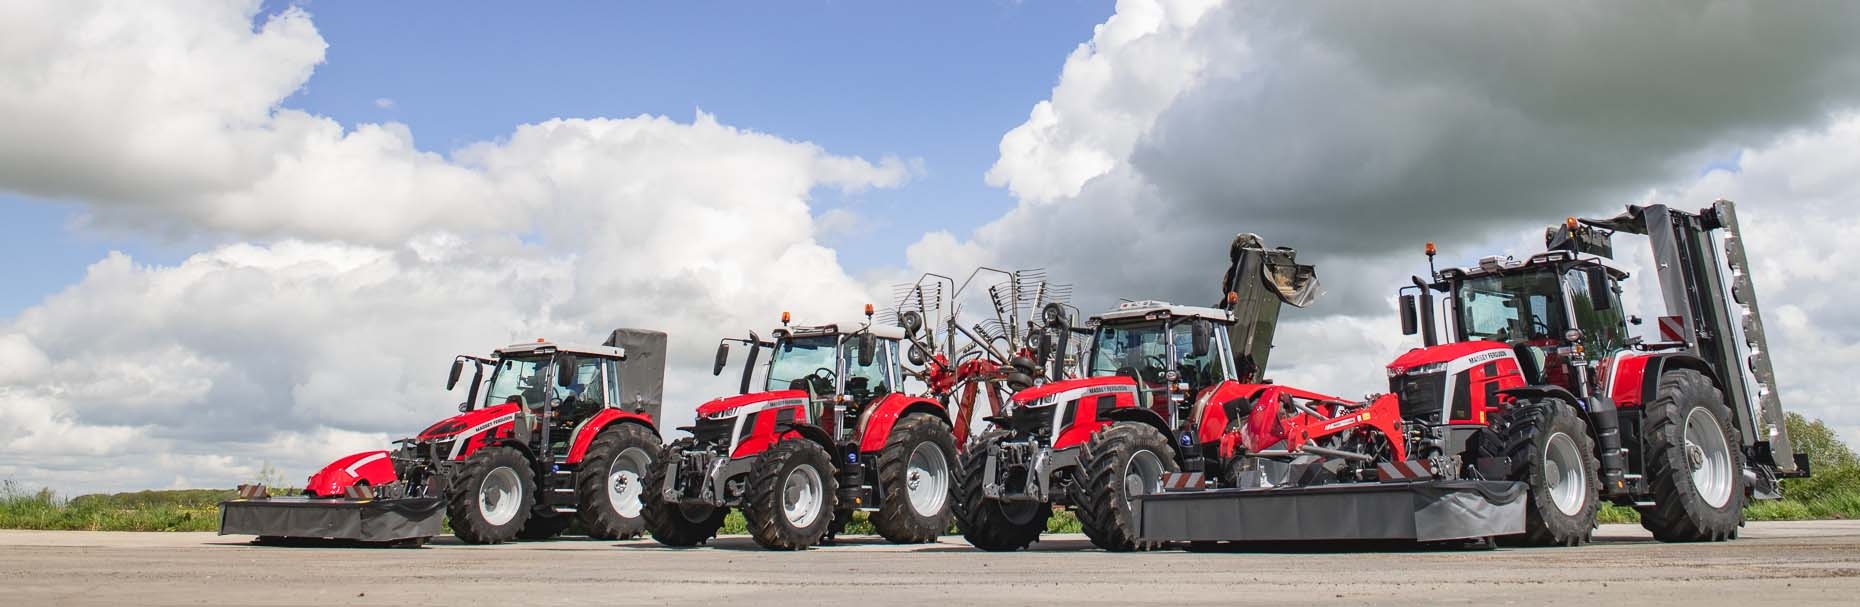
[781,320,908,341]
[1094,300,1235,324]
[493,341,626,360]
[1440,250,1629,282]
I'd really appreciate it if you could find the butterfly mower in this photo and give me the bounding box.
[219,329,668,546]
[1132,201,1809,548]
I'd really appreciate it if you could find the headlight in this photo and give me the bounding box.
[1390,362,1448,378]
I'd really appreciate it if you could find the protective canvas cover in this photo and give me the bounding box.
[1134,480,1525,543]
[218,497,444,542]
[604,328,667,422]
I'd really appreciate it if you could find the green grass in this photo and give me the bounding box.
[0,482,229,532]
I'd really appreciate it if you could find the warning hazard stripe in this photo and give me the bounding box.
[1160,472,1204,491]
[1376,460,1434,481]
[1658,315,1687,343]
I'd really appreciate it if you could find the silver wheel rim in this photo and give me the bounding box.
[478,467,522,526]
[1544,432,1586,516]
[1123,449,1164,502]
[606,447,651,519]
[905,442,950,518]
[1684,408,1734,508]
[781,464,824,528]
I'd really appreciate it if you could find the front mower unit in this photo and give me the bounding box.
[1134,479,1526,544]
[219,494,444,544]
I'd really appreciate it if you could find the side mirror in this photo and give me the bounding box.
[857,333,877,367]
[899,310,923,336]
[1190,320,1212,358]
[1585,267,1612,311]
[713,343,730,376]
[1399,294,1419,336]
[446,359,464,391]
[555,355,578,388]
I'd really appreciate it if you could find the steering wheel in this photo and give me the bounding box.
[1530,316,1553,337]
[813,367,837,382]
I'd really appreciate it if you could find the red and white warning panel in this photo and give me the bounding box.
[1161,472,1204,491]
[1658,315,1687,343]
[1376,460,1436,482]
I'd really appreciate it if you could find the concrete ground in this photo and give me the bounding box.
[3,521,1859,606]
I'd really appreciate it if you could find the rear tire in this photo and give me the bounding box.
[446,446,535,545]
[1499,398,1600,547]
[872,414,957,543]
[954,439,1049,551]
[576,423,660,540]
[1639,369,1745,542]
[744,439,838,550]
[1069,422,1179,552]
[642,442,727,547]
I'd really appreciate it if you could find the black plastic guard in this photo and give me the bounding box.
[1134,480,1526,543]
[218,497,444,542]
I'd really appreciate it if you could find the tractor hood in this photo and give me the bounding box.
[695,389,809,420]
[417,403,520,441]
[1010,376,1135,406]
[1387,341,1511,376]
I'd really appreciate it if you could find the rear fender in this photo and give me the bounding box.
[565,409,659,464]
[856,394,949,454]
[305,450,397,497]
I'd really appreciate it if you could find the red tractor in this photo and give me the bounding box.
[1181,201,1808,547]
[221,330,668,545]
[644,309,958,550]
[955,236,1320,551]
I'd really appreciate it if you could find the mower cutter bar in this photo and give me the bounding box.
[218,496,444,544]
[1133,479,1526,544]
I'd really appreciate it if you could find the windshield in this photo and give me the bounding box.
[484,356,551,407]
[1088,320,1227,390]
[766,335,839,394]
[1456,269,1569,343]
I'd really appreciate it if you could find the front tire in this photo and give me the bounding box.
[1639,369,1745,542]
[642,442,728,547]
[446,446,535,545]
[872,414,957,543]
[954,439,1049,551]
[1500,398,1600,547]
[743,439,838,550]
[1069,422,1179,552]
[576,423,660,540]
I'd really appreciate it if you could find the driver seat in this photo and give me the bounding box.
[1511,343,1546,385]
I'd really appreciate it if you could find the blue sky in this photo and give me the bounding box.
[0,1,1112,317]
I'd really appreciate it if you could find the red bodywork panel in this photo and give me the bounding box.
[1387,340,1507,374]
[1011,376,1143,450]
[1602,351,1655,408]
[694,390,810,460]
[697,390,807,418]
[418,403,520,441]
[305,450,398,497]
[856,393,948,453]
[565,408,657,464]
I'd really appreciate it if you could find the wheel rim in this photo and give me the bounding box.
[606,447,651,518]
[1543,432,1587,516]
[781,464,824,528]
[478,467,522,526]
[1684,407,1735,508]
[905,442,950,518]
[1123,449,1165,501]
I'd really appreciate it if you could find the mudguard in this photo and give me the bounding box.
[565,408,658,464]
[855,393,950,453]
[305,450,398,497]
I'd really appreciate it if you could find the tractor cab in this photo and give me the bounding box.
[709,309,908,442]
[1424,249,1631,395]
[1085,302,1234,425]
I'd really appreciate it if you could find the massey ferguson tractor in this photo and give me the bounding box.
[644,309,958,550]
[219,330,668,545]
[1133,201,1808,548]
[954,235,1320,551]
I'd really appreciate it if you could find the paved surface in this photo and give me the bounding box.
[3,521,1859,605]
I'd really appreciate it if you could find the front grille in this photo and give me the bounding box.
[1008,405,1054,438]
[691,417,734,448]
[1391,371,1447,423]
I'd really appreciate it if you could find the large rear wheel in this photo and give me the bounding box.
[1069,422,1179,552]
[743,439,838,550]
[446,446,535,545]
[954,439,1049,551]
[872,414,957,543]
[576,423,660,540]
[1499,398,1600,547]
[1639,368,1745,542]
